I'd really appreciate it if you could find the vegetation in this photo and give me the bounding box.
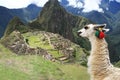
[29,0,91,51]
[0,43,90,80]
[0,0,120,80]
[0,5,41,38]
[22,31,63,58]
[114,61,120,68]
[1,30,89,65]
[4,17,29,37]
[1,0,120,64]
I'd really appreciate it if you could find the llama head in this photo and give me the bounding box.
[77,24,109,39]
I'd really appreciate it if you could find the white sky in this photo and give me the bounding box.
[67,0,83,8]
[110,0,120,2]
[0,0,120,12]
[115,0,120,2]
[0,0,49,8]
[82,0,103,12]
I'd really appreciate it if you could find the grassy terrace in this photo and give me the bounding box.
[22,32,63,58]
[0,31,90,80]
[0,44,89,80]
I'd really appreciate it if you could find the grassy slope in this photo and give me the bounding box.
[0,44,90,80]
[22,31,88,60]
[0,31,90,80]
[22,32,63,58]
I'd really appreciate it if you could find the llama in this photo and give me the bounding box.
[77,24,120,80]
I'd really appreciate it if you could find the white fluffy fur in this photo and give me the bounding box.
[78,24,120,80]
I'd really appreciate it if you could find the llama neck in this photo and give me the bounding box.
[88,36,112,78]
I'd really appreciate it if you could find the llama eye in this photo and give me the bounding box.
[84,26,89,30]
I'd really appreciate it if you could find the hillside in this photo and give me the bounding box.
[29,0,91,50]
[1,0,120,63]
[1,0,120,79]
[62,0,120,62]
[0,7,90,76]
[1,0,91,65]
[4,16,29,37]
[0,1,91,79]
[1,30,89,64]
[0,43,89,80]
[10,4,41,23]
[0,28,90,80]
[0,4,41,38]
[0,6,13,37]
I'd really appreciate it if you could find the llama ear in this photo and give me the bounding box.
[102,29,110,32]
[96,24,106,28]
[94,24,107,31]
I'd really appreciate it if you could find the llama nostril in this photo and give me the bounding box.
[77,31,82,36]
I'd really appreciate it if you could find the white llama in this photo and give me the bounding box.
[77,24,120,80]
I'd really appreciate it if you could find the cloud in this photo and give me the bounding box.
[0,0,107,13]
[0,0,62,9]
[0,0,31,8]
[115,0,120,2]
[82,0,103,12]
[31,0,49,7]
[109,0,114,1]
[66,0,103,12]
[109,0,120,2]
[67,0,83,8]
[32,0,61,6]
[0,0,52,9]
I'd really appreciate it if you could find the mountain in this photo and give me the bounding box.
[60,0,120,62]
[1,0,120,79]
[108,0,120,14]
[63,0,120,62]
[1,0,120,38]
[0,26,90,79]
[1,0,120,62]
[4,16,29,37]
[60,0,120,27]
[29,0,91,50]
[60,0,120,14]
[10,4,41,23]
[0,6,14,37]
[1,30,89,64]
[1,0,91,64]
[0,4,41,37]
[0,26,4,37]
[59,1,114,32]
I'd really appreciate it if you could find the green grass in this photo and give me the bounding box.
[0,64,30,80]
[22,32,63,58]
[0,43,90,80]
[60,64,89,80]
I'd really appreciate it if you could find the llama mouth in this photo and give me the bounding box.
[77,32,82,37]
